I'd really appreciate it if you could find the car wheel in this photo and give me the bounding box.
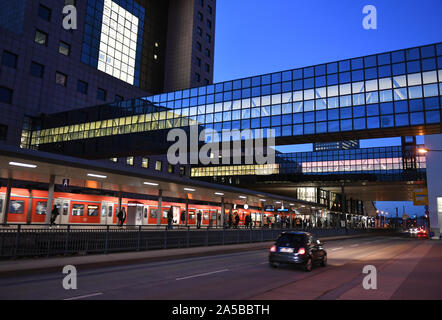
[270,262,280,268]
[321,254,327,267]
[304,258,312,272]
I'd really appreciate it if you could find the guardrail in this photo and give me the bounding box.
[0,224,390,259]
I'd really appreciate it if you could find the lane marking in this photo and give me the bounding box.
[176,269,229,281]
[332,247,343,251]
[64,292,104,300]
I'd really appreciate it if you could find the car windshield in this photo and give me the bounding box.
[276,234,306,247]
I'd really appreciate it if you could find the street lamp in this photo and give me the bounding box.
[418,148,442,154]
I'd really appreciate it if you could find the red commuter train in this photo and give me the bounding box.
[0,187,288,227]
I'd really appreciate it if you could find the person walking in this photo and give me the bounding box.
[235,213,240,229]
[180,210,186,225]
[196,210,202,229]
[244,214,250,229]
[228,213,233,229]
[117,207,126,227]
[167,210,173,230]
[50,205,59,226]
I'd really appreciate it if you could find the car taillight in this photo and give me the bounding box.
[270,246,277,253]
[298,248,306,255]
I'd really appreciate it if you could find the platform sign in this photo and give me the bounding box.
[413,188,428,206]
[62,179,70,187]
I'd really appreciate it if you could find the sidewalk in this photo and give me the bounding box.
[0,233,387,277]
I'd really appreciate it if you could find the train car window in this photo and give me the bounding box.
[35,201,47,215]
[101,207,106,217]
[72,204,84,216]
[203,212,209,220]
[150,209,158,219]
[63,203,69,215]
[162,210,168,219]
[189,213,195,220]
[9,200,25,214]
[144,208,148,218]
[88,205,99,216]
[0,199,3,213]
[108,206,113,217]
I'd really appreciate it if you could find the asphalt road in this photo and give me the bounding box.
[0,235,441,300]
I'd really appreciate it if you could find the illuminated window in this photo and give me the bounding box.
[155,161,162,171]
[127,157,134,166]
[98,0,140,85]
[142,157,149,168]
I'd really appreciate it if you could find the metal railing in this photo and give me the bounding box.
[0,224,389,259]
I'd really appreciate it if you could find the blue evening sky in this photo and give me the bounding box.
[213,0,442,216]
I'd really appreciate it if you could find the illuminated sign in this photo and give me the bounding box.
[438,198,442,214]
[413,188,428,206]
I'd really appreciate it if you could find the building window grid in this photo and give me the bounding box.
[29,44,442,145]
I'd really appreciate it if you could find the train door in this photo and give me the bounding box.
[54,199,70,225]
[0,193,4,224]
[171,206,181,225]
[143,205,149,225]
[127,203,144,226]
[100,201,114,225]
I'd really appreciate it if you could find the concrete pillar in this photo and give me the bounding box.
[26,189,33,224]
[221,197,225,228]
[45,175,55,225]
[117,192,122,212]
[261,205,264,229]
[157,189,163,226]
[2,178,12,225]
[289,211,293,229]
[185,197,189,227]
[426,134,442,239]
[341,185,346,228]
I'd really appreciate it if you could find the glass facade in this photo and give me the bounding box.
[27,43,442,147]
[81,0,145,86]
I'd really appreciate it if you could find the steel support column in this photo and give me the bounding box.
[2,178,12,225]
[45,175,55,225]
[157,189,163,226]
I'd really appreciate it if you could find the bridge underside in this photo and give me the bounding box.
[250,180,426,202]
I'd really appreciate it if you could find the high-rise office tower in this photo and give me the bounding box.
[0,0,216,146]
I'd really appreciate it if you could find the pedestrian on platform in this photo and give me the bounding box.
[244,214,250,229]
[167,210,173,230]
[180,210,186,225]
[50,205,59,226]
[197,211,202,229]
[235,214,240,228]
[117,207,126,227]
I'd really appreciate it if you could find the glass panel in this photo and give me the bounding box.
[379,77,392,90]
[408,73,422,86]
[423,71,437,84]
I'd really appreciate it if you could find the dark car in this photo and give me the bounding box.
[269,231,327,272]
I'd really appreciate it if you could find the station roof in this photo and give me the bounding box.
[0,144,315,210]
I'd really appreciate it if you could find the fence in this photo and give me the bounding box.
[0,224,388,259]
